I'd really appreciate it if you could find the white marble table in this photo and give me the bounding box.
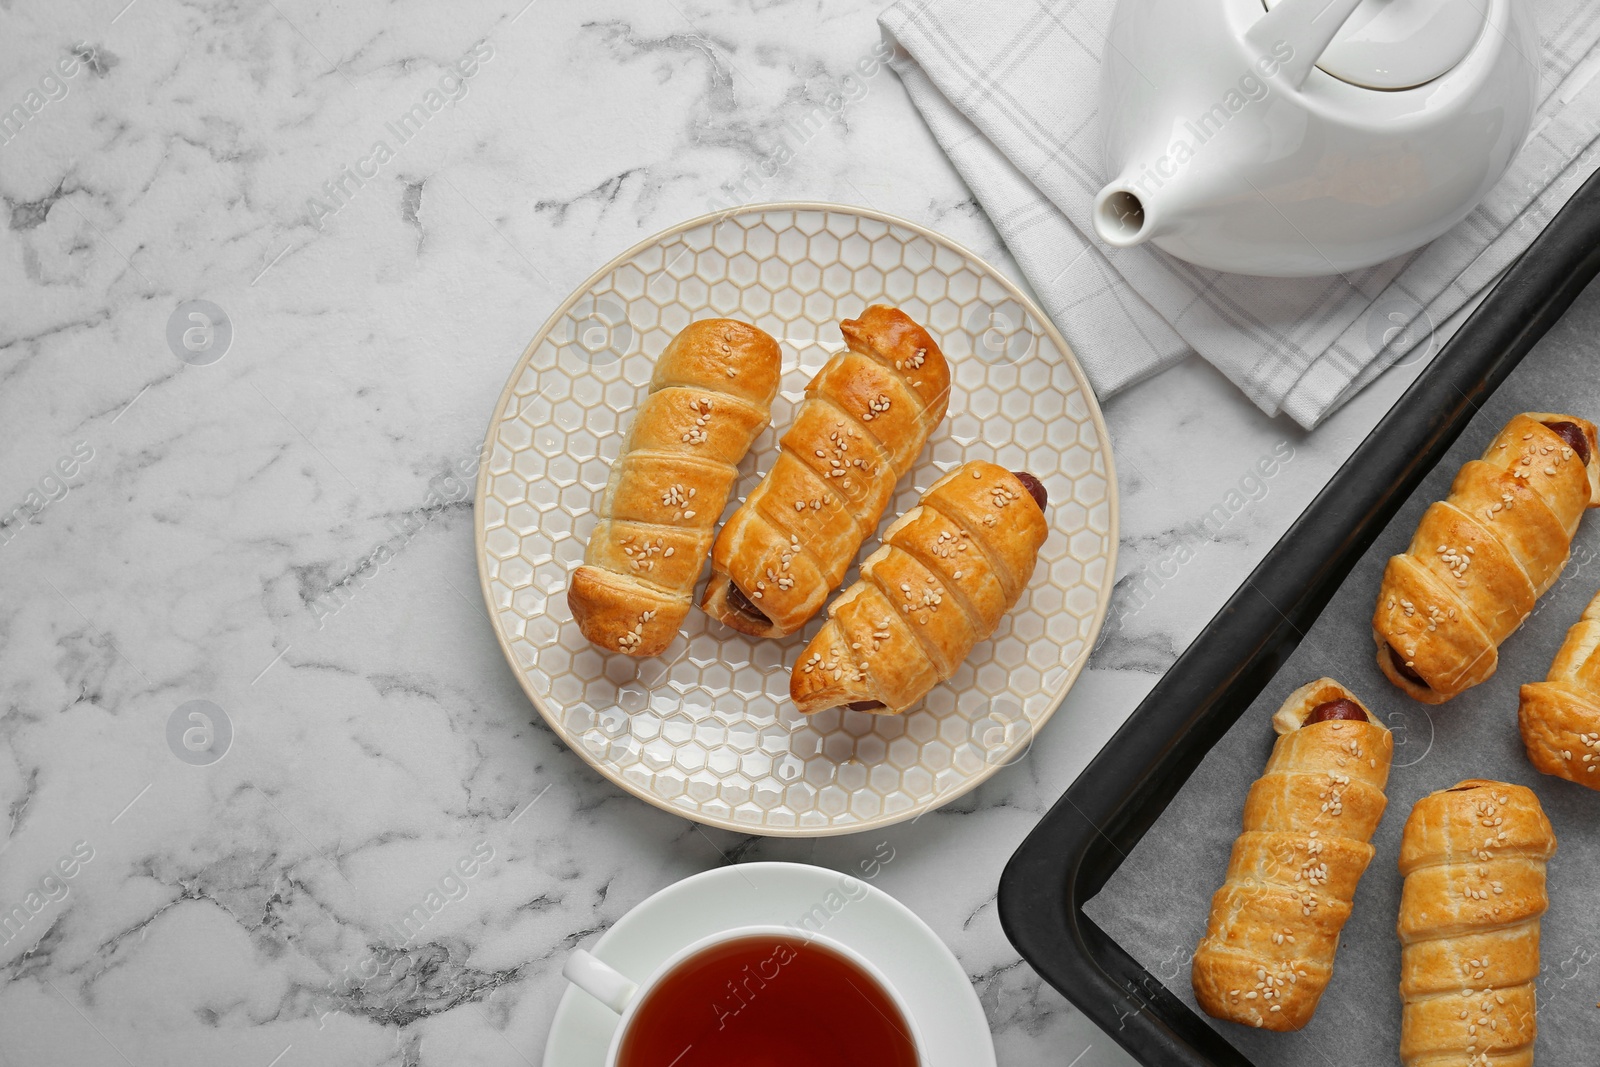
[0,1,1440,1063]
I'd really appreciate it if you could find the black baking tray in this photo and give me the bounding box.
[996,165,1600,1067]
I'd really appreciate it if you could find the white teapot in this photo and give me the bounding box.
[1090,0,1537,276]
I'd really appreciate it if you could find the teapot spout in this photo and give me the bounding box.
[1091,182,1163,249]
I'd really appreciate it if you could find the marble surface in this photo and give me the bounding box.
[0,0,1443,1064]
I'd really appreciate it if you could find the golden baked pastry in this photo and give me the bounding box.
[701,305,951,638]
[1398,780,1556,1067]
[1519,588,1600,790]
[789,461,1048,715]
[1191,679,1393,1031]
[1374,412,1599,703]
[567,319,781,656]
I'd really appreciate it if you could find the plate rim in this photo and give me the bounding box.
[473,199,1120,838]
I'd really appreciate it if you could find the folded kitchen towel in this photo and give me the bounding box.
[880,0,1600,428]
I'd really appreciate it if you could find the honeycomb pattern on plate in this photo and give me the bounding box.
[476,204,1116,835]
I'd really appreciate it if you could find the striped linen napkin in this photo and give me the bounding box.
[880,0,1600,428]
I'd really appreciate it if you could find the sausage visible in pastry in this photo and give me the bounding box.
[1374,413,1599,703]
[1191,679,1393,1031]
[789,462,1047,715]
[701,305,951,638]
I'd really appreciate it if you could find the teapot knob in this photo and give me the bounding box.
[1260,0,1495,91]
[1243,0,1367,90]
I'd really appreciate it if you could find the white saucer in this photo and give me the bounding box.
[543,861,996,1065]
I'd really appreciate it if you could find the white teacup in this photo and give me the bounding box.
[563,923,924,1065]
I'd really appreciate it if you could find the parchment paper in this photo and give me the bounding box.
[1085,278,1600,1066]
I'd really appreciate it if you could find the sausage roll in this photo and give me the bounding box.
[1519,588,1600,790]
[1398,780,1556,1067]
[701,305,951,638]
[1191,679,1392,1031]
[1374,413,1599,703]
[567,319,781,656]
[790,462,1048,715]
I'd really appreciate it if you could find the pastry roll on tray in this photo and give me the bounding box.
[1191,679,1392,1031]
[702,305,951,638]
[1519,588,1600,790]
[789,461,1048,715]
[567,319,781,656]
[1398,780,1556,1067]
[1374,412,1599,704]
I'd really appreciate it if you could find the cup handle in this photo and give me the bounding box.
[563,949,638,1014]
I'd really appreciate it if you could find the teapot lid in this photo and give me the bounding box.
[1262,0,1487,90]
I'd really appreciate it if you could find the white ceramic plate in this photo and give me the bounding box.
[542,861,996,1066]
[475,203,1117,836]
